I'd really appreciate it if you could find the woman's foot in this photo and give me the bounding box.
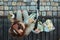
[35,29,40,33]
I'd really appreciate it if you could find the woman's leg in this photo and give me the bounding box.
[17,10,23,22]
[23,10,29,24]
[25,23,35,35]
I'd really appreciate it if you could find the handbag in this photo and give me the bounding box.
[43,19,55,32]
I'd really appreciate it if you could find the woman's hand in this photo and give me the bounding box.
[29,18,35,23]
[18,29,23,35]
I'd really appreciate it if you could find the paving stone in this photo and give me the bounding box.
[30,6,37,10]
[13,0,17,2]
[12,2,17,6]
[51,2,58,6]
[42,2,46,6]
[8,2,12,5]
[8,0,12,1]
[58,11,60,16]
[4,6,9,10]
[42,11,46,16]
[58,6,60,10]
[21,6,27,10]
[0,11,4,16]
[53,11,57,16]
[4,0,8,1]
[45,6,50,11]
[47,11,52,16]
[40,6,45,11]
[17,2,22,6]
[0,0,3,1]
[0,6,3,10]
[52,7,57,11]
[54,0,59,2]
[23,0,32,2]
[46,2,51,5]
[31,2,37,5]
[50,0,53,2]
[0,2,3,5]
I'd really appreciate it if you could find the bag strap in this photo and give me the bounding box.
[34,10,39,30]
[14,13,17,20]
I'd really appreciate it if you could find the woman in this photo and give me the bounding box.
[8,10,36,37]
[8,10,55,38]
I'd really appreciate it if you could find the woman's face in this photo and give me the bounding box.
[12,22,25,35]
